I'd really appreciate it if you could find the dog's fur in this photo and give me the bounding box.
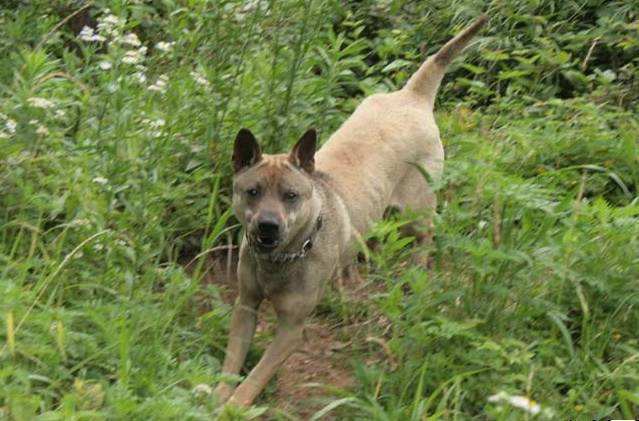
[214,16,487,406]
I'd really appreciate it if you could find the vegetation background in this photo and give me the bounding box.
[1,0,638,419]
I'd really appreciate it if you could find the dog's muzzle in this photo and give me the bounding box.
[246,215,323,263]
[253,221,280,251]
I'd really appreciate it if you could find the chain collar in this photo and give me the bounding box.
[247,215,323,264]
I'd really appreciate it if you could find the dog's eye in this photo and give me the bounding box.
[246,188,259,197]
[284,191,298,201]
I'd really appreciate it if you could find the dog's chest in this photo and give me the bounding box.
[254,264,298,297]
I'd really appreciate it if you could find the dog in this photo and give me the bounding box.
[213,15,487,406]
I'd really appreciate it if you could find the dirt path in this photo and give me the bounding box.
[271,319,355,418]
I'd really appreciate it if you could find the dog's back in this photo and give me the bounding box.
[316,15,488,236]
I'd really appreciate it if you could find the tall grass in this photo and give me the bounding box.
[1,0,637,419]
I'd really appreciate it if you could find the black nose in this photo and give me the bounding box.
[257,221,279,237]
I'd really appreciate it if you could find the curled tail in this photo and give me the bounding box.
[403,15,487,105]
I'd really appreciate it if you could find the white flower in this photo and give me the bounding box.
[192,384,212,396]
[36,125,49,136]
[120,33,141,47]
[133,72,147,84]
[55,109,66,119]
[97,14,122,37]
[100,14,120,26]
[148,74,169,93]
[141,118,165,137]
[121,46,147,65]
[27,97,55,109]
[5,119,17,133]
[235,0,264,21]
[28,119,38,125]
[72,218,90,226]
[122,51,139,64]
[78,25,106,42]
[0,113,11,139]
[78,25,94,40]
[99,61,113,70]
[122,54,137,64]
[488,392,541,415]
[190,144,204,153]
[92,176,108,185]
[190,71,210,87]
[155,41,175,52]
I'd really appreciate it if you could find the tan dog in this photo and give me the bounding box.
[214,16,487,406]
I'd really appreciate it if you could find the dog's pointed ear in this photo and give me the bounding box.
[289,128,317,173]
[233,128,262,173]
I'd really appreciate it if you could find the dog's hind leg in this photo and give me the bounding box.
[390,161,441,267]
[336,264,363,291]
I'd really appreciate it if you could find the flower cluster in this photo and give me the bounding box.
[190,71,210,88]
[36,125,49,136]
[97,13,123,38]
[79,26,106,42]
[78,12,123,43]
[141,117,166,138]
[27,97,55,109]
[122,46,147,65]
[22,96,65,138]
[28,119,49,136]
[487,392,554,417]
[120,33,141,47]
[6,119,17,134]
[77,10,177,95]
[148,74,169,93]
[133,65,147,84]
[0,113,17,139]
[93,176,108,185]
[155,41,175,52]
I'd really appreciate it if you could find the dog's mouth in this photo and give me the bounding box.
[254,235,279,251]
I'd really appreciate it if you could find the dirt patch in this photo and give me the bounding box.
[271,320,355,418]
[270,267,392,419]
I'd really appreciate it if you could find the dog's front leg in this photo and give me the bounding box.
[214,290,262,404]
[229,286,318,407]
[227,317,304,407]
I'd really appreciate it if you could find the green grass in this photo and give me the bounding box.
[1,1,638,419]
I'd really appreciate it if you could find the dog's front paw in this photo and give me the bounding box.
[227,394,251,408]
[213,383,234,405]
[227,384,257,408]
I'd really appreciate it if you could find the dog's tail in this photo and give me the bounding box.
[403,15,487,105]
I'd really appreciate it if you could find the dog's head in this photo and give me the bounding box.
[231,128,319,254]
